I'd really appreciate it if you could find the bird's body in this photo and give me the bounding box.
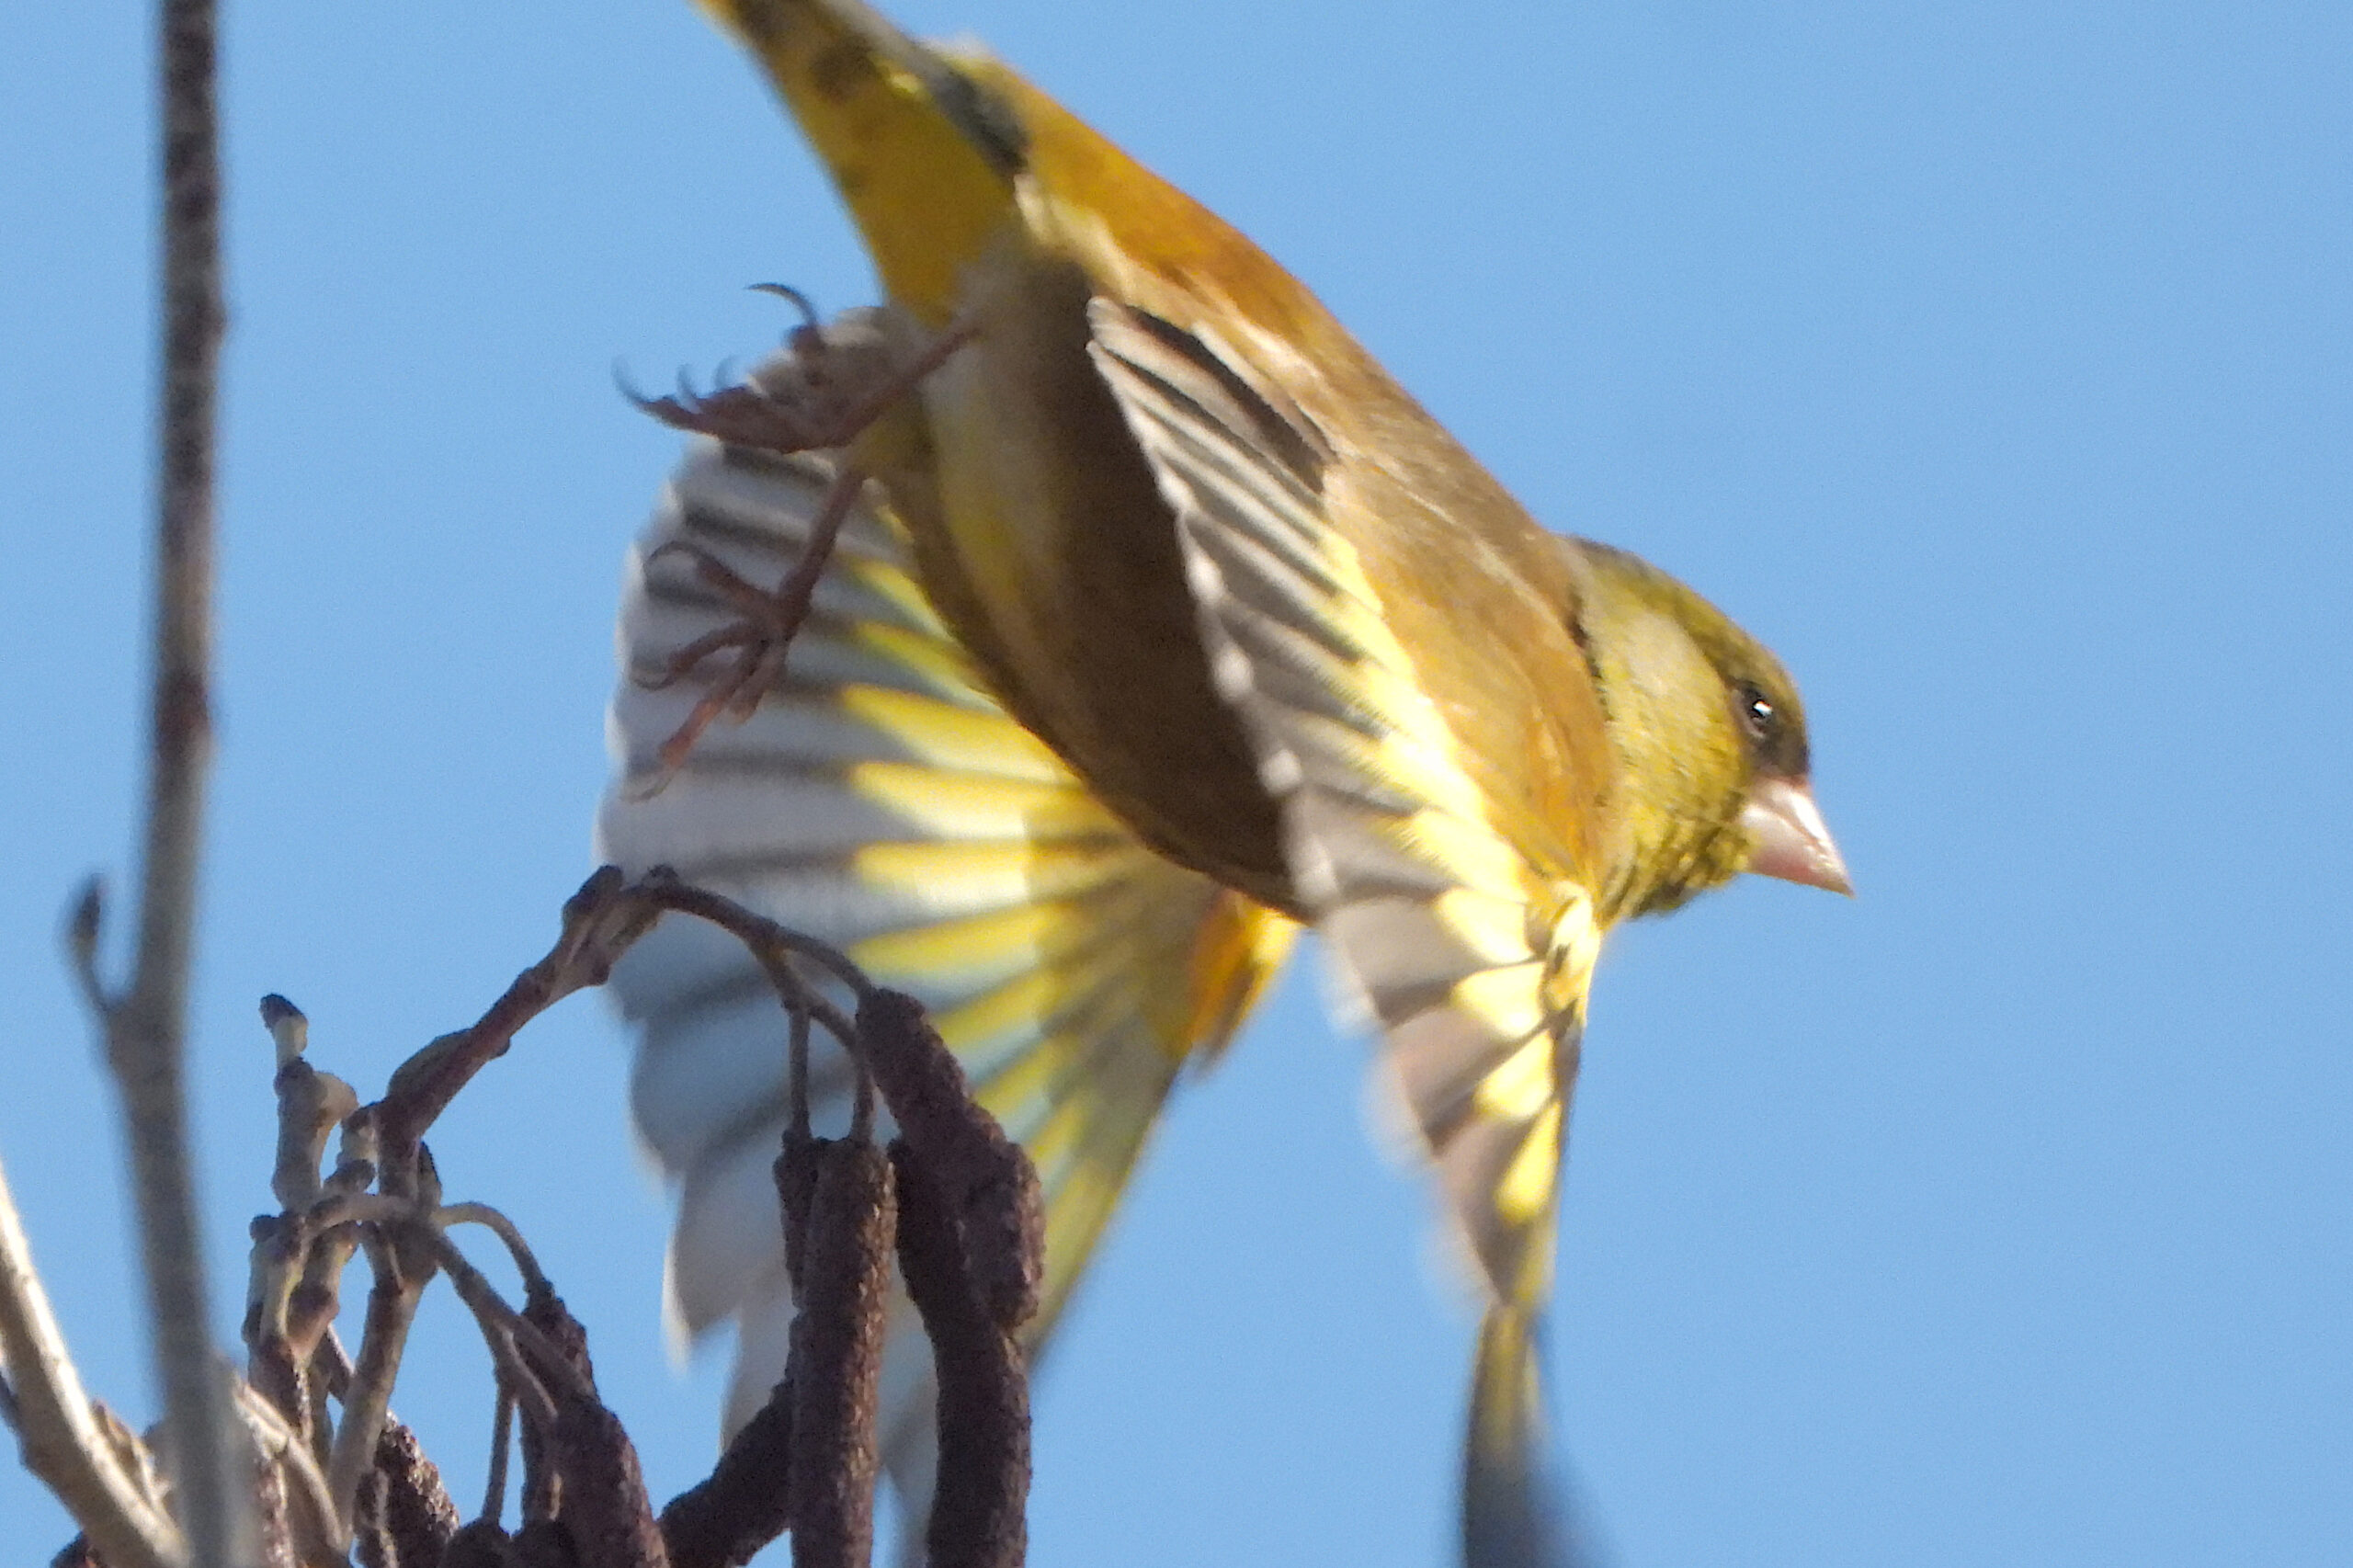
[601,3,1847,1562]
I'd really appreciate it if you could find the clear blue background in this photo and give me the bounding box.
[3,2,2347,1562]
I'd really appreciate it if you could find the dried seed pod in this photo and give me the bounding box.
[658,1377,794,1568]
[785,1139,895,1568]
[855,989,1043,1328]
[510,1517,583,1568]
[545,1391,668,1568]
[956,1146,1043,1336]
[440,1518,514,1568]
[521,1288,597,1391]
[890,1142,1029,1568]
[518,1287,598,1524]
[369,1419,460,1567]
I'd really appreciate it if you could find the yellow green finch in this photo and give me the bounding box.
[598,1,1847,1561]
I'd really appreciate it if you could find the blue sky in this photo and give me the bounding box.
[2,2,2347,1562]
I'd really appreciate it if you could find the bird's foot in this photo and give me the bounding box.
[631,286,975,456]
[623,290,978,794]
[628,462,862,790]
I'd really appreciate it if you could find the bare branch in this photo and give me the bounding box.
[0,1151,188,1568]
[633,881,872,1009]
[400,1224,586,1433]
[24,866,1045,1566]
[266,999,357,1213]
[438,1204,551,1297]
[247,995,361,1447]
[483,1386,513,1527]
[62,0,251,1558]
[64,881,107,1016]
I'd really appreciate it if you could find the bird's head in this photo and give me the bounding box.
[1561,538,1850,919]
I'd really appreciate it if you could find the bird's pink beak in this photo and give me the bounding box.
[1741,776,1852,895]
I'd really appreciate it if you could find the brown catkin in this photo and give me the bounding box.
[373,1419,460,1566]
[785,1139,895,1568]
[517,1287,597,1526]
[890,1142,1030,1568]
[546,1391,670,1568]
[510,1517,583,1568]
[658,1377,796,1568]
[855,990,1043,1329]
[439,1519,514,1568]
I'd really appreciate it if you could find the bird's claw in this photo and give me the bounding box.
[626,470,867,794]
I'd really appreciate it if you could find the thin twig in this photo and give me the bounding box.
[77,0,245,1558]
[635,881,874,1007]
[401,1225,582,1430]
[0,1150,188,1568]
[324,1231,426,1533]
[438,1204,551,1296]
[248,997,358,1446]
[483,1386,513,1525]
[375,869,662,1153]
[787,996,813,1145]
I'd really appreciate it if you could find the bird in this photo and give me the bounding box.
[596,1,1850,1562]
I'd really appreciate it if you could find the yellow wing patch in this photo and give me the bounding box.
[1085,298,1596,1320]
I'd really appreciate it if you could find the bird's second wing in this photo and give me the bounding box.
[1087,300,1597,1568]
[597,436,1294,1490]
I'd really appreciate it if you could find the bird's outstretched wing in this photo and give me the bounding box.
[1087,299,1597,1568]
[597,433,1293,1496]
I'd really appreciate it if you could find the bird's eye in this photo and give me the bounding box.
[1739,685,1776,740]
